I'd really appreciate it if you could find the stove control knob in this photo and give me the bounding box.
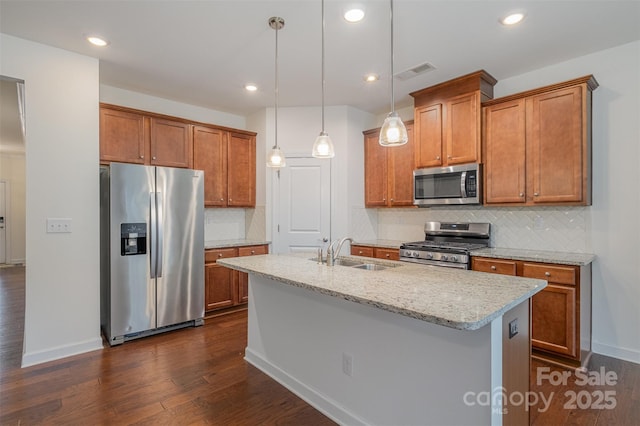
[425,253,433,259]
[441,255,448,261]
[450,255,458,262]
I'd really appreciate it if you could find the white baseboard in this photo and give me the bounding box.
[21,337,103,368]
[592,341,640,365]
[244,348,367,426]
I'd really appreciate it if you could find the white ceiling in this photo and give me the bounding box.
[1,1,639,118]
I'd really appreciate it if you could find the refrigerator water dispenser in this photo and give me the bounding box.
[121,223,147,256]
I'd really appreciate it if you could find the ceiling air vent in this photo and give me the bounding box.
[395,62,436,81]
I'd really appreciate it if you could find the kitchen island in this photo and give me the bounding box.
[218,254,546,426]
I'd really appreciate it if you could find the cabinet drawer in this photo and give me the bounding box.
[238,245,268,257]
[351,245,374,257]
[472,258,517,276]
[375,248,399,261]
[205,248,238,264]
[523,263,576,285]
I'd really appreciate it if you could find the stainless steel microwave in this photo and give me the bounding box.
[413,163,482,206]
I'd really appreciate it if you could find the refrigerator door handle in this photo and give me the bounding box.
[156,191,164,278]
[150,192,158,278]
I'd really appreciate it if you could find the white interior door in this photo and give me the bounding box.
[0,181,6,264]
[273,157,331,254]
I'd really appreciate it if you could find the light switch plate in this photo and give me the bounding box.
[47,218,72,233]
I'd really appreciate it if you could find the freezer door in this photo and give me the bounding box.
[155,166,205,327]
[109,163,156,338]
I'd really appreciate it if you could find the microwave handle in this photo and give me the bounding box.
[460,171,467,198]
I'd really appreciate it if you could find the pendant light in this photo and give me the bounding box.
[379,0,408,146]
[311,0,335,159]
[267,16,287,168]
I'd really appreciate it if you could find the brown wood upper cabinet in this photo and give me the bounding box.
[482,75,598,206]
[100,104,192,168]
[363,122,415,207]
[193,126,256,208]
[411,70,497,168]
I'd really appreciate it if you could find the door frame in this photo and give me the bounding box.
[271,154,332,254]
[0,180,10,265]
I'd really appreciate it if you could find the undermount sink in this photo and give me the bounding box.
[353,263,389,271]
[310,256,398,271]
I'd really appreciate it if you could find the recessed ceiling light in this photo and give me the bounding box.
[344,7,365,23]
[363,73,379,83]
[500,12,525,26]
[245,84,258,92]
[86,35,109,47]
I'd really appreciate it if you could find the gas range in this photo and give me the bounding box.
[399,222,491,269]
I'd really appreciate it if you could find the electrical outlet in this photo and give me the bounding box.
[47,218,72,233]
[509,318,519,339]
[342,352,353,377]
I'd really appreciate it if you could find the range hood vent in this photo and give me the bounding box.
[395,62,436,81]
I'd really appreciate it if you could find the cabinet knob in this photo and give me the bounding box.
[534,192,540,196]
[358,251,363,255]
[229,198,232,202]
[386,254,390,258]
[519,192,524,197]
[491,265,497,270]
[218,253,223,258]
[390,198,394,202]
[447,155,452,159]
[436,156,441,160]
[152,156,157,160]
[220,198,224,201]
[251,250,255,255]
[383,198,386,202]
[545,271,551,277]
[140,155,144,159]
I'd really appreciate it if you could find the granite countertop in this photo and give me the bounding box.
[351,239,404,249]
[204,239,270,249]
[217,254,546,331]
[472,247,595,266]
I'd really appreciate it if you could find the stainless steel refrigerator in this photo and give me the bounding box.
[100,162,204,346]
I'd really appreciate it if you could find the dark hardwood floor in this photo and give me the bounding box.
[1,265,638,425]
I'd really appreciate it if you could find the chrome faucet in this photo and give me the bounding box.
[326,237,353,266]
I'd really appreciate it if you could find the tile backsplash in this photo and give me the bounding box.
[204,208,246,241]
[368,206,590,253]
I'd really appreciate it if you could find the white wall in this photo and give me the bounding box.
[0,152,25,264]
[374,41,640,363]
[0,34,102,366]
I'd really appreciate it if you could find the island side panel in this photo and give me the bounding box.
[245,274,499,426]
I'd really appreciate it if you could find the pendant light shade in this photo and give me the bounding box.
[267,16,287,168]
[379,0,408,147]
[311,0,335,158]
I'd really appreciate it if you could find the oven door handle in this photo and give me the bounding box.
[460,171,467,198]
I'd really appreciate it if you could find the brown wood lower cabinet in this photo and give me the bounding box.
[205,244,269,313]
[472,256,591,368]
[351,245,399,261]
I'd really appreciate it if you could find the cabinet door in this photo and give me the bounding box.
[100,108,146,164]
[530,284,577,358]
[150,118,192,168]
[388,122,415,206]
[351,245,374,257]
[483,99,527,204]
[364,131,388,207]
[375,248,399,261]
[445,92,480,165]
[528,86,584,203]
[227,132,256,207]
[415,104,443,168]
[205,264,237,310]
[237,245,269,303]
[193,126,228,207]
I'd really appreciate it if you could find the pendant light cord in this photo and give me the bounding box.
[275,19,279,148]
[321,0,326,132]
[389,0,395,114]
